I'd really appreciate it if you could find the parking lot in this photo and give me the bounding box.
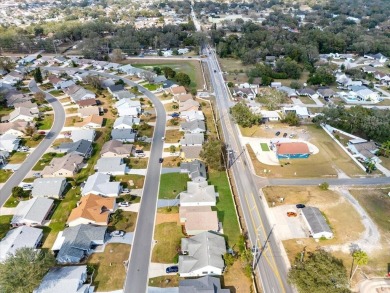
[270,205,308,240]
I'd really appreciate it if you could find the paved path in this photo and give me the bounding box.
[107,233,134,245]
[161,168,181,174]
[148,288,178,293]
[359,278,390,293]
[157,199,179,208]
[148,263,176,278]
[0,80,65,206]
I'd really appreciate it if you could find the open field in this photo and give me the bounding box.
[151,222,184,263]
[114,174,145,189]
[65,116,82,127]
[218,57,253,73]
[8,152,28,164]
[209,170,241,247]
[129,59,204,90]
[164,129,183,143]
[88,244,130,292]
[32,152,64,171]
[158,173,190,199]
[0,215,12,239]
[243,123,365,178]
[0,170,12,183]
[274,71,310,86]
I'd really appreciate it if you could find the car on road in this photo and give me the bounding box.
[275,131,281,136]
[159,158,164,163]
[214,69,217,73]
[165,266,178,273]
[296,204,305,209]
[38,131,46,135]
[170,112,180,118]
[118,201,130,207]
[283,133,288,138]
[110,230,125,237]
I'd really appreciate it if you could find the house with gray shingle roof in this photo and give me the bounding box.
[70,129,95,142]
[11,197,54,227]
[111,129,136,142]
[180,133,204,146]
[180,160,207,182]
[64,85,95,103]
[31,177,67,199]
[82,173,121,197]
[179,232,226,277]
[179,276,230,293]
[57,139,93,158]
[113,116,140,129]
[301,206,333,239]
[94,157,126,175]
[101,140,133,158]
[34,265,92,293]
[0,226,43,263]
[52,224,107,264]
[180,181,218,207]
[180,120,206,134]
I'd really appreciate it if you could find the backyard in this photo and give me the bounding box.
[158,173,190,199]
[88,244,130,292]
[49,90,64,97]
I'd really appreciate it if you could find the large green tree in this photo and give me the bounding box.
[0,247,55,293]
[288,249,350,293]
[199,138,224,170]
[230,102,261,127]
[33,67,43,84]
[175,72,191,86]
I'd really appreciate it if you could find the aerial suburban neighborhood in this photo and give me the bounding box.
[0,0,389,293]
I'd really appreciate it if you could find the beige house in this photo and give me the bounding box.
[75,115,104,129]
[41,153,83,177]
[179,99,200,112]
[173,94,193,103]
[101,140,133,158]
[169,86,187,95]
[179,206,219,236]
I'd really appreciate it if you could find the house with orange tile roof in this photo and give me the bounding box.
[66,194,116,227]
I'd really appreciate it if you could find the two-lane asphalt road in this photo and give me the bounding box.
[0,80,65,205]
[40,66,166,293]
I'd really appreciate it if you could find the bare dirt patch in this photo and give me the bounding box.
[155,212,180,225]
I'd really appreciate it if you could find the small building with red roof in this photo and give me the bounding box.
[276,142,310,159]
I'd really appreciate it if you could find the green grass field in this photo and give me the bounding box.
[209,170,241,247]
[260,143,270,151]
[0,170,12,183]
[152,222,184,263]
[37,114,54,130]
[158,173,190,199]
[0,215,12,239]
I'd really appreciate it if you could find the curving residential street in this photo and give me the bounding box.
[0,80,65,205]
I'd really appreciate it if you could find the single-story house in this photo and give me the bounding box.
[41,153,83,178]
[276,142,310,159]
[53,224,107,264]
[296,88,316,98]
[76,99,97,108]
[5,106,39,123]
[114,99,141,117]
[173,93,193,103]
[362,65,376,74]
[180,181,218,207]
[317,88,336,99]
[180,133,204,146]
[0,133,20,152]
[180,206,219,236]
[180,111,205,122]
[180,160,207,182]
[364,53,388,63]
[57,139,93,158]
[0,121,33,137]
[170,86,187,95]
[82,173,121,197]
[179,276,230,293]
[179,231,226,277]
[111,129,136,143]
[270,82,282,88]
[113,116,140,129]
[101,140,133,158]
[107,84,124,95]
[70,129,95,142]
[67,194,116,227]
[153,75,167,84]
[56,80,75,90]
[181,145,203,161]
[282,105,310,119]
[64,85,96,103]
[33,266,92,293]
[347,138,379,162]
[78,106,101,118]
[278,86,297,98]
[260,110,280,122]
[11,197,54,227]
[180,120,206,134]
[94,157,126,175]
[75,115,104,129]
[349,85,380,102]
[301,206,333,239]
[31,177,67,199]
[112,90,136,100]
[179,99,200,112]
[5,92,31,107]
[0,226,43,263]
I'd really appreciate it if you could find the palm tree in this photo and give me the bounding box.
[350,250,368,281]
[379,141,390,157]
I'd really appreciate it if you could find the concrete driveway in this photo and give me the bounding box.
[107,232,134,245]
[148,287,178,293]
[359,278,390,293]
[270,205,308,240]
[148,263,177,278]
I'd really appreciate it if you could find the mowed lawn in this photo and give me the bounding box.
[88,244,130,291]
[158,173,190,199]
[38,114,54,130]
[209,170,241,247]
[33,152,64,171]
[0,170,12,183]
[245,124,365,178]
[8,152,28,164]
[152,222,184,263]
[260,143,269,151]
[0,215,12,239]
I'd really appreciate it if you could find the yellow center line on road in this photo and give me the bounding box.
[244,193,286,293]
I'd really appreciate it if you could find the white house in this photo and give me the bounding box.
[282,105,310,119]
[0,134,20,152]
[301,206,333,239]
[180,181,218,207]
[82,173,121,197]
[113,116,141,129]
[114,99,141,117]
[11,197,54,227]
[180,111,205,122]
[178,48,189,55]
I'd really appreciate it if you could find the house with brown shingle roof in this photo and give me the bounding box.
[75,115,104,129]
[101,140,133,158]
[169,86,187,95]
[179,99,200,112]
[67,194,116,227]
[76,99,97,108]
[41,153,84,178]
[173,94,193,103]
[179,206,219,236]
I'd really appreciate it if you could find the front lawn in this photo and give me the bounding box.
[8,152,28,164]
[37,114,54,130]
[114,175,145,189]
[21,135,45,148]
[158,173,190,199]
[143,83,160,91]
[49,90,64,97]
[88,244,130,292]
[127,158,149,169]
[32,152,64,171]
[152,222,184,263]
[0,170,12,183]
[109,211,137,232]
[209,170,241,247]
[3,196,29,208]
[0,215,12,239]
